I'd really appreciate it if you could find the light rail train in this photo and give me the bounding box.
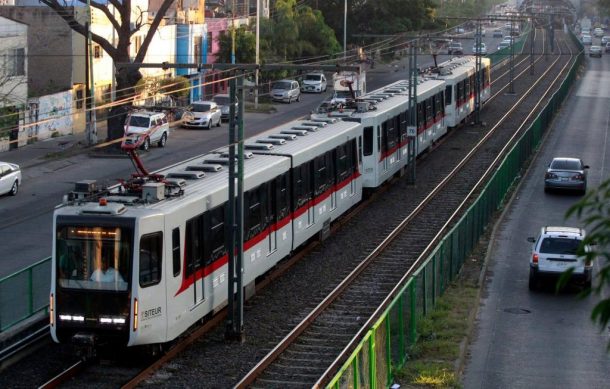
[49,56,491,354]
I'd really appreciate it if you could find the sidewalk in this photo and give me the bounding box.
[1,124,109,170]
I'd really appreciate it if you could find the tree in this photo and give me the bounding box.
[39,0,174,141]
[216,27,257,64]
[296,7,342,58]
[566,179,610,337]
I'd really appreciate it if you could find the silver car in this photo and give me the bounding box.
[544,157,588,194]
[212,94,238,121]
[0,161,21,196]
[271,80,301,103]
[182,101,222,129]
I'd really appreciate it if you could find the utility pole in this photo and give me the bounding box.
[407,41,417,184]
[343,0,347,60]
[85,0,97,145]
[255,0,260,109]
[474,19,482,125]
[508,17,515,95]
[530,20,535,75]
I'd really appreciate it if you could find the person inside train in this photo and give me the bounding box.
[90,256,124,283]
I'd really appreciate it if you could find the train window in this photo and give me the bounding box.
[139,232,162,287]
[363,126,373,156]
[358,136,363,161]
[386,120,396,151]
[376,126,381,152]
[445,86,452,105]
[245,186,262,241]
[351,139,358,170]
[417,102,424,128]
[205,205,226,265]
[314,155,327,196]
[292,162,312,211]
[56,225,132,291]
[172,228,180,277]
[400,112,408,141]
[381,121,388,153]
[275,173,290,222]
[185,214,204,277]
[336,144,348,182]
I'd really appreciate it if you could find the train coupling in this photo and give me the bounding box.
[72,333,97,360]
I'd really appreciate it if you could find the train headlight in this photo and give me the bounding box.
[99,317,127,325]
[59,314,85,322]
[49,294,54,326]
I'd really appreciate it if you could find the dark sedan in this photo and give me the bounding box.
[544,157,589,194]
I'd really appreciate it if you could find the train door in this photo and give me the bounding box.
[135,215,167,343]
[185,214,205,307]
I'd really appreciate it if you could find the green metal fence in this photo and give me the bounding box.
[488,26,530,66]
[327,31,583,389]
[0,257,51,332]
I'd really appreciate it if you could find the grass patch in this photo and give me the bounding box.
[394,245,486,388]
[245,101,277,114]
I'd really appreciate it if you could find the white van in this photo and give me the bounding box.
[123,111,170,151]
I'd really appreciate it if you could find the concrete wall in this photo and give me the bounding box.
[0,7,72,98]
[25,90,73,141]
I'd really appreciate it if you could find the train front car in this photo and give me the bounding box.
[50,202,141,355]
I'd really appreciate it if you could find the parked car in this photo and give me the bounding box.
[474,27,486,37]
[123,111,170,151]
[503,36,514,43]
[472,42,487,55]
[182,101,222,129]
[212,94,238,121]
[447,41,464,55]
[589,45,603,57]
[581,34,592,45]
[497,41,511,51]
[0,161,21,196]
[271,80,301,103]
[455,26,465,34]
[606,42,610,53]
[301,72,327,93]
[493,29,503,38]
[544,157,589,194]
[527,226,593,291]
[601,36,610,45]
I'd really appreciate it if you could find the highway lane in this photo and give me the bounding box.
[0,32,507,277]
[462,42,610,387]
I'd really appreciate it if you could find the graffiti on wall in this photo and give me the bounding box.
[27,90,72,140]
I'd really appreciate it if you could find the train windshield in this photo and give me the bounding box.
[56,226,132,291]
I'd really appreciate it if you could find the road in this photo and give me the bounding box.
[462,39,610,388]
[0,32,506,277]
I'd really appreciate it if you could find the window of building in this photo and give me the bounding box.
[3,48,25,77]
[207,32,213,53]
[75,89,84,110]
[94,45,102,59]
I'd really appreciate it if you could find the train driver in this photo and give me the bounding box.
[90,256,125,283]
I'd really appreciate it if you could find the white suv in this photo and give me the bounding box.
[527,226,593,291]
[123,111,170,151]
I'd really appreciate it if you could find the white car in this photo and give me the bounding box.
[594,28,604,37]
[301,72,327,93]
[472,43,487,55]
[0,161,21,196]
[182,101,222,129]
[123,111,170,151]
[528,226,593,291]
[581,34,592,45]
[601,36,610,45]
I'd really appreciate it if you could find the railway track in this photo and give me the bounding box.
[236,33,577,388]
[0,29,579,389]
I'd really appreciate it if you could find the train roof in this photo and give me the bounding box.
[56,151,291,218]
[228,117,362,166]
[428,56,491,82]
[312,78,444,121]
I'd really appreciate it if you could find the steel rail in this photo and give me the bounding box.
[236,34,574,388]
[0,324,50,371]
[38,360,86,389]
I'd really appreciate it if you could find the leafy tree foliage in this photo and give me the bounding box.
[566,180,610,336]
[216,27,256,64]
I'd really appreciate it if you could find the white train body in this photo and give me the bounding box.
[50,119,362,348]
[431,56,491,128]
[312,78,447,189]
[50,59,492,349]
